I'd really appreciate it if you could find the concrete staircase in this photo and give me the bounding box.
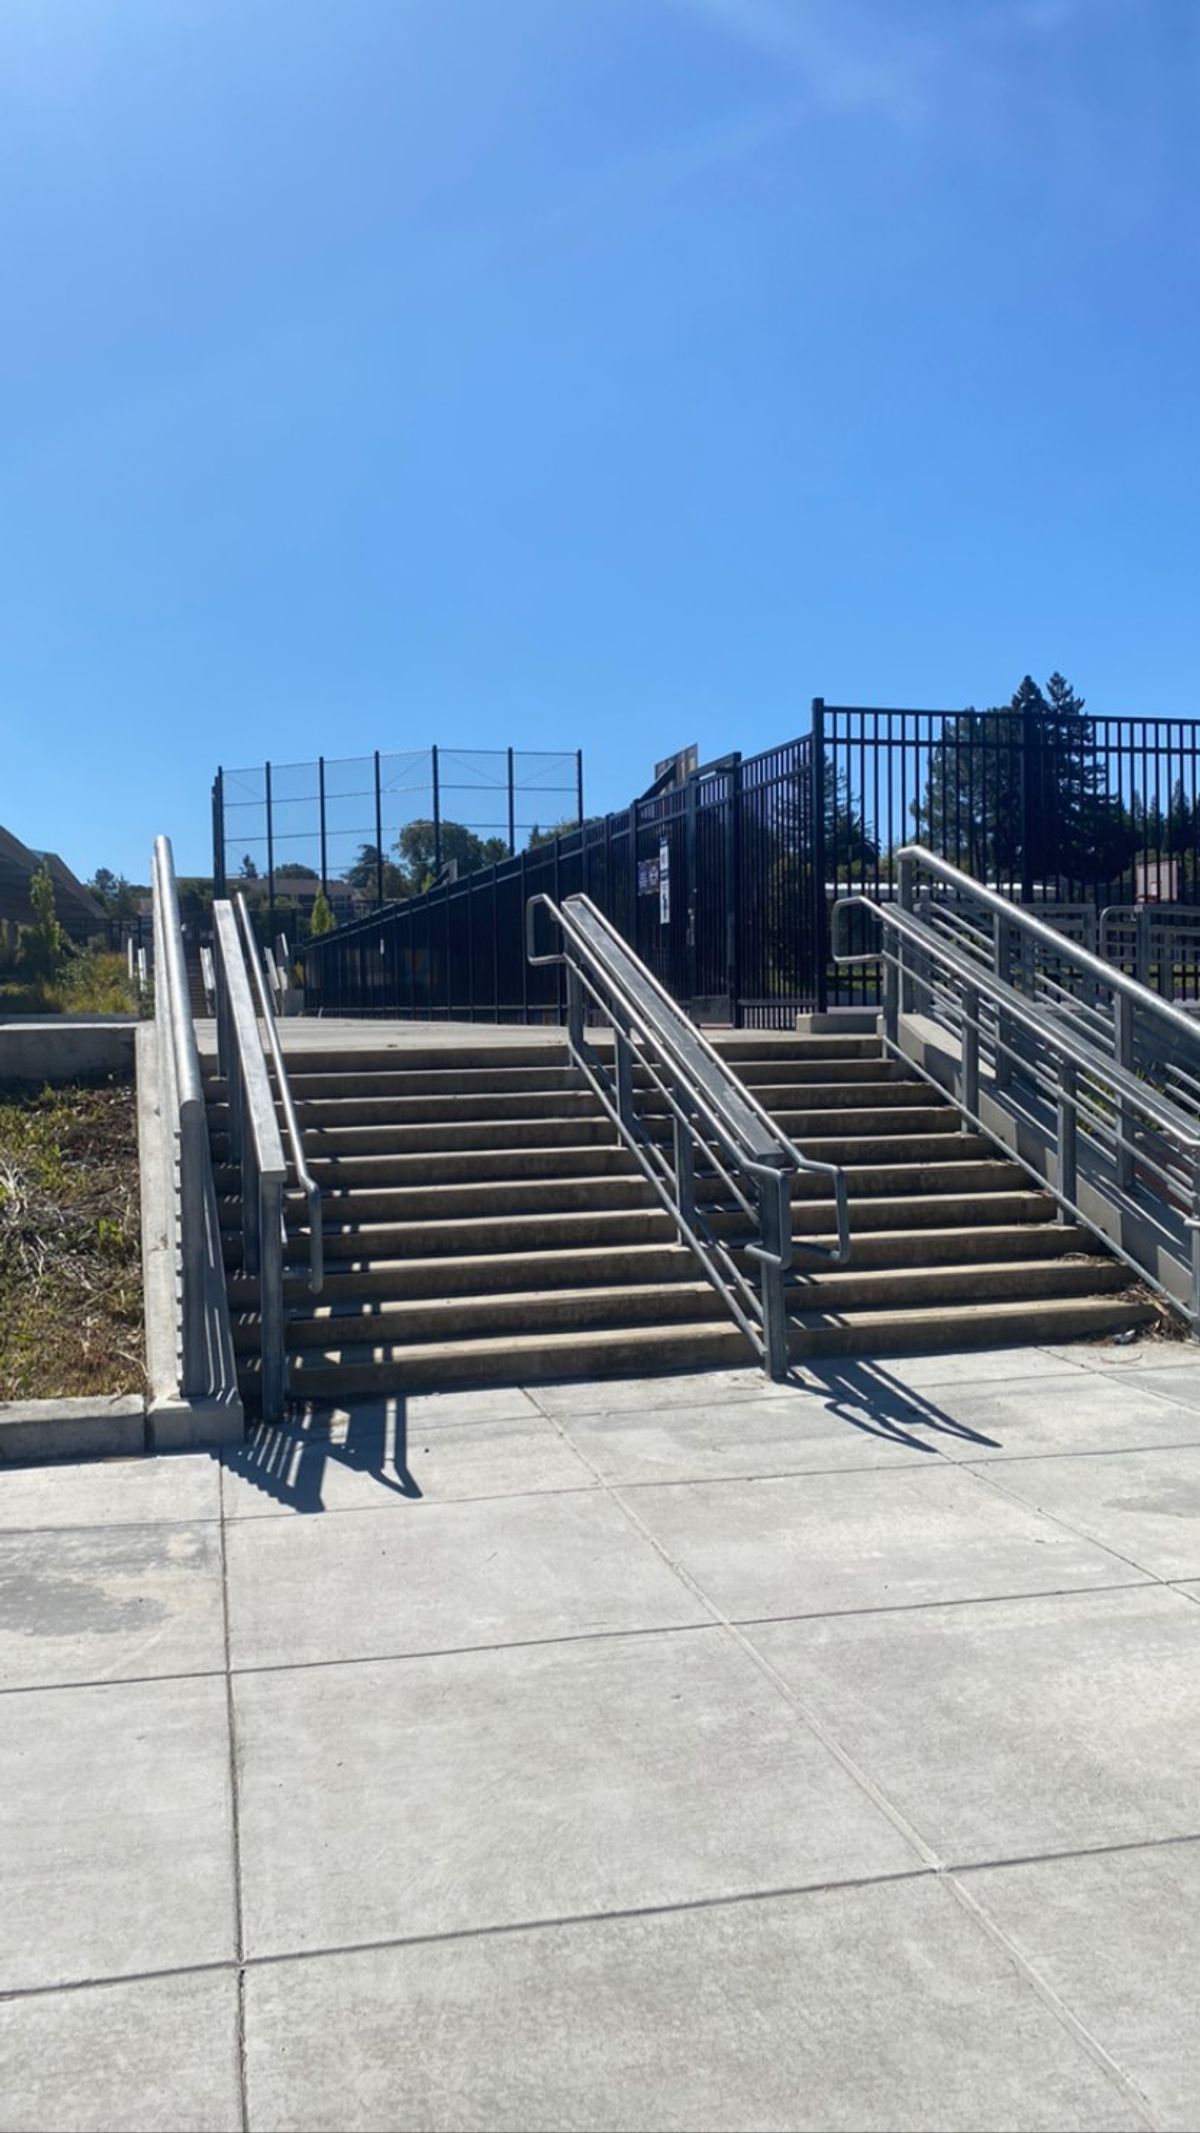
[206,1029,1153,1403]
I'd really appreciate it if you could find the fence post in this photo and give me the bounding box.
[727,753,743,1026]
[810,701,829,1013]
[265,759,275,923]
[1020,702,1037,904]
[374,750,384,907]
[507,746,516,856]
[319,756,328,893]
[684,767,699,1011]
[576,750,585,827]
[432,745,442,876]
[212,771,226,896]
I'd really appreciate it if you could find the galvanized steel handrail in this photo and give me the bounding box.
[528,891,850,1378]
[152,835,210,1394]
[834,845,1200,1331]
[212,902,294,1420]
[235,893,323,1296]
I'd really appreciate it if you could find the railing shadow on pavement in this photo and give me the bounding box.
[784,1358,1001,1455]
[219,1396,422,1511]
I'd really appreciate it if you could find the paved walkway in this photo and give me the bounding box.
[5,1339,1200,2129]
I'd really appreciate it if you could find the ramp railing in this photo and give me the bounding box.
[528,891,850,1378]
[834,845,1200,1330]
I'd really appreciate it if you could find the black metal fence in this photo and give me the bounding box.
[212,745,584,928]
[304,703,1200,1023]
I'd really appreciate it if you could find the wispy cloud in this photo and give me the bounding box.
[663,0,941,126]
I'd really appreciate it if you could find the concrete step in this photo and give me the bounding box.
[245,1289,1152,1398]
[234,1255,1124,1355]
[222,1189,1061,1270]
[786,1256,1126,1312]
[275,1320,755,1396]
[228,1240,700,1307]
[209,1104,960,1166]
[215,1142,641,1191]
[218,1157,1023,1230]
[790,1293,1155,1358]
[226,1219,1099,1308]
[213,1127,988,1196]
[239,1279,726,1351]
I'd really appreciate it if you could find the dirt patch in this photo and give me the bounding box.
[0,1078,145,1400]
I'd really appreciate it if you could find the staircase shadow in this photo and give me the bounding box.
[787,1358,1001,1454]
[222,1396,422,1513]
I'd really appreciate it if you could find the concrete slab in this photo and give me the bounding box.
[748,1585,1200,1865]
[984,1444,1200,1582]
[818,1346,1089,1392]
[0,1449,220,1532]
[224,1488,706,1669]
[1101,1364,1200,1409]
[0,1521,225,1690]
[243,1877,1138,2133]
[532,1368,787,1420]
[221,1411,595,1520]
[0,1966,241,2132]
[0,1396,145,1466]
[628,1465,1140,1623]
[967,1839,1200,2132]
[293,1384,540,1437]
[554,1392,956,1487]
[0,1674,234,1991]
[233,1630,916,1958]
[916,1375,1200,1463]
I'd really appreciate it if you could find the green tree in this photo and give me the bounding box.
[22,865,68,978]
[343,843,404,897]
[913,671,1134,888]
[275,863,319,882]
[395,820,505,893]
[239,854,259,880]
[309,889,336,936]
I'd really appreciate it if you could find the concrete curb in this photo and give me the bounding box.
[0,1396,146,1465]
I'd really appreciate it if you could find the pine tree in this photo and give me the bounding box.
[309,889,336,937]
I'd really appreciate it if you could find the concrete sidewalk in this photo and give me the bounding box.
[4,1339,1200,2129]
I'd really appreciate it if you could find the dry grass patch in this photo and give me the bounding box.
[0,1078,145,1400]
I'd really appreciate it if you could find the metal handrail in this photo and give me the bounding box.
[528,891,850,1378]
[152,835,209,1393]
[834,848,1200,1330]
[212,903,290,1420]
[899,846,1200,1048]
[234,893,323,1296]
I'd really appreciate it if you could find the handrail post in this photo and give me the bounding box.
[259,1175,286,1422]
[993,911,1013,1091]
[1136,906,1152,991]
[566,963,585,1054]
[615,1023,635,1136]
[1115,992,1136,1190]
[897,850,916,1014]
[1057,1059,1078,1216]
[961,984,979,1128]
[673,1081,696,1244]
[759,1172,790,1381]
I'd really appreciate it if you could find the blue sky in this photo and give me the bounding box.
[2,0,1196,881]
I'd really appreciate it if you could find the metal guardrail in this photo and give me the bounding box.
[151,836,220,1395]
[212,904,290,1420]
[528,891,850,1378]
[1100,905,1200,1002]
[234,894,323,1297]
[833,844,1200,1330]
